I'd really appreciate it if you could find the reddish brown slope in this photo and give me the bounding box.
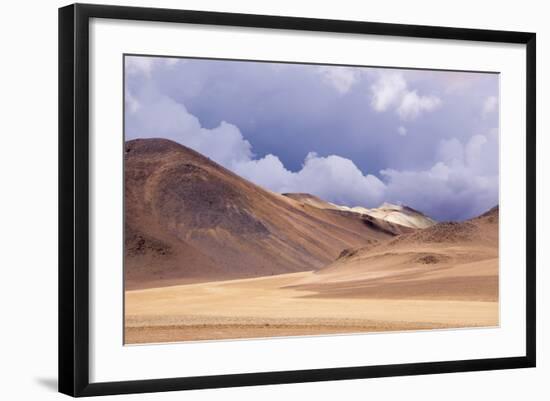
[125,138,405,289]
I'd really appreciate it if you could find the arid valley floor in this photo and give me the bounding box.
[124,138,499,344]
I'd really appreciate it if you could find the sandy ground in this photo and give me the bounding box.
[125,261,499,344]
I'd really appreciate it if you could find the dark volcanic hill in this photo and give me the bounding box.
[124,138,412,289]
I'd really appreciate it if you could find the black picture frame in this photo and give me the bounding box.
[59,3,536,397]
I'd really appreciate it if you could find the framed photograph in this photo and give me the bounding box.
[58,3,536,397]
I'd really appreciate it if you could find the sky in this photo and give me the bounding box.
[125,55,499,221]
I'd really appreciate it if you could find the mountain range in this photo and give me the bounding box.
[125,138,496,292]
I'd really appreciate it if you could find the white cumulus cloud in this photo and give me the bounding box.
[235,152,386,207]
[126,82,387,208]
[370,72,441,121]
[381,131,498,220]
[397,91,441,120]
[126,57,155,77]
[125,85,253,168]
[482,95,498,117]
[125,89,140,113]
[125,56,182,78]
[370,72,407,112]
[317,66,360,94]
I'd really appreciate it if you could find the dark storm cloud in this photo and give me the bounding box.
[125,56,499,221]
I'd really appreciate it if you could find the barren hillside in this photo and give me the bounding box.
[125,138,409,289]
